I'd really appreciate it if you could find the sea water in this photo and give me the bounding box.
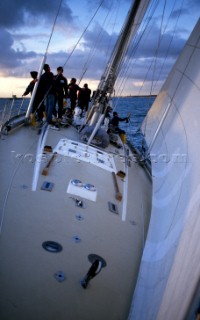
[112,96,155,150]
[0,96,155,150]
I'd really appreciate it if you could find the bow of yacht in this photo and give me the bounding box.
[0,121,151,320]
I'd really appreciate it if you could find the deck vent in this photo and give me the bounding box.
[42,241,63,253]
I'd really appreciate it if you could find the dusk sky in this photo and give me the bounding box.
[0,0,199,97]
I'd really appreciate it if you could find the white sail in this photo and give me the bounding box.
[129,18,200,320]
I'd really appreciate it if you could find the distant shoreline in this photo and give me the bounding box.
[119,94,157,98]
[0,95,157,100]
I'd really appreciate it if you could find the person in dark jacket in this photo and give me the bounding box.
[78,83,91,112]
[22,71,45,121]
[110,111,130,134]
[68,78,81,111]
[22,71,38,96]
[53,66,68,119]
[38,64,56,124]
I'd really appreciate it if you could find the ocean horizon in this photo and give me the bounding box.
[0,96,155,150]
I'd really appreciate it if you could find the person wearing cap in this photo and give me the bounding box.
[22,71,38,96]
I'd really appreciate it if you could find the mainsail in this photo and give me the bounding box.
[129,18,200,320]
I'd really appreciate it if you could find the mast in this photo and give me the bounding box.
[89,0,150,127]
[99,0,149,96]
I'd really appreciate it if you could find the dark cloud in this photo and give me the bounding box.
[0,0,73,28]
[87,0,121,11]
[0,0,74,77]
[81,22,117,54]
[134,24,186,60]
[0,0,199,96]
[0,29,37,72]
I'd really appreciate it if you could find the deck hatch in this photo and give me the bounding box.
[54,138,116,172]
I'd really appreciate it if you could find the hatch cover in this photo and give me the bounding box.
[53,138,116,172]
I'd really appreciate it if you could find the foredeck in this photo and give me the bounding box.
[0,123,151,320]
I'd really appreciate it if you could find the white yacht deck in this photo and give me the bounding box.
[0,123,151,320]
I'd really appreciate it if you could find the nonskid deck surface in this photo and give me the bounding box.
[0,123,151,320]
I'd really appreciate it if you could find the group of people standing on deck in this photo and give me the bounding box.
[23,63,130,136]
[23,64,92,128]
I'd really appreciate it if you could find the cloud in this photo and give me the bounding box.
[0,0,75,77]
[0,0,200,97]
[0,0,73,28]
[0,29,37,72]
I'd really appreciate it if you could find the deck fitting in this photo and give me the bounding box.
[42,241,63,253]
[54,271,66,282]
[72,235,81,243]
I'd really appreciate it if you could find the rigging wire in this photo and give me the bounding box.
[46,0,63,56]
[78,1,115,84]
[148,0,167,97]
[28,0,103,119]
[78,0,123,85]
[26,0,63,119]
[152,0,185,92]
[62,0,105,69]
[113,0,159,102]
[112,0,185,145]
[116,0,159,98]
[141,0,185,134]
